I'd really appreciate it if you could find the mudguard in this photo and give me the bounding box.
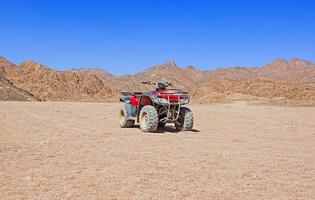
[120,96,130,103]
[125,103,137,118]
[120,97,137,118]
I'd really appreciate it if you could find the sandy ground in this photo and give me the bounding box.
[0,101,315,200]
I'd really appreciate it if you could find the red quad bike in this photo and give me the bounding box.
[119,81,194,132]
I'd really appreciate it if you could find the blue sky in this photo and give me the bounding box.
[0,0,314,75]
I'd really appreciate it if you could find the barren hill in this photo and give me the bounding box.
[1,56,315,104]
[131,61,207,89]
[78,58,315,104]
[192,59,315,103]
[203,59,315,84]
[71,68,116,85]
[0,76,37,101]
[2,59,113,101]
[0,57,37,101]
[257,58,315,84]
[0,56,17,74]
[75,61,209,92]
[190,78,315,104]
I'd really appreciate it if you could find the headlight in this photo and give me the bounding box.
[180,97,189,104]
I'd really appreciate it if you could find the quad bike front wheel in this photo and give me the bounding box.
[175,107,194,131]
[119,103,135,128]
[139,105,159,132]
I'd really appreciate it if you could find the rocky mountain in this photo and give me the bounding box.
[190,78,315,103]
[190,59,315,103]
[257,58,315,84]
[72,58,315,104]
[71,68,116,86]
[76,61,210,92]
[1,56,315,104]
[1,57,113,101]
[0,57,37,101]
[205,58,315,83]
[0,76,37,101]
[0,56,17,74]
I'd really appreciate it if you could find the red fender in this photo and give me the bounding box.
[140,96,152,105]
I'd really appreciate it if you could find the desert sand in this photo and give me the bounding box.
[1,101,315,199]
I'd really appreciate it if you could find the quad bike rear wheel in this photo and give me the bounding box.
[175,107,194,131]
[119,103,135,128]
[139,105,158,132]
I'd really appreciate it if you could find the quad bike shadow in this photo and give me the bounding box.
[156,126,200,134]
[130,124,201,134]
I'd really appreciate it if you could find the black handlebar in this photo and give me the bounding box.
[142,81,172,87]
[141,81,155,85]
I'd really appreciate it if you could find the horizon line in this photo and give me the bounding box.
[1,55,314,77]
